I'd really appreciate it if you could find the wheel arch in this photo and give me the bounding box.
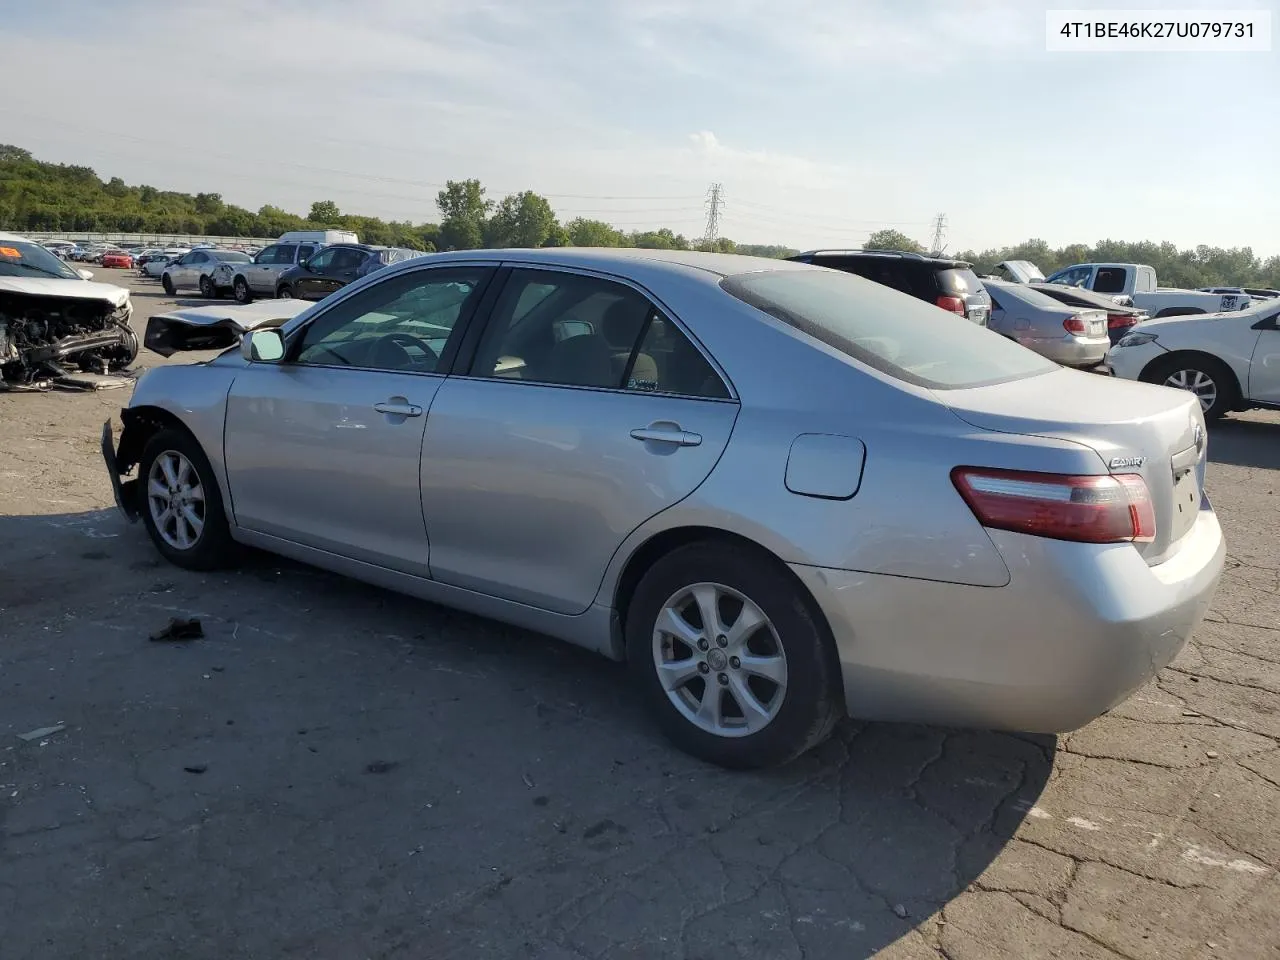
[1140,349,1243,396]
[609,526,840,694]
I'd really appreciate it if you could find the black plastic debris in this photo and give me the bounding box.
[149,617,204,642]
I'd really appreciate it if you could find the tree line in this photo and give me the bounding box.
[3,144,1276,287]
[864,228,1280,290]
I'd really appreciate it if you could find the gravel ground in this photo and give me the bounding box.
[2,267,1278,960]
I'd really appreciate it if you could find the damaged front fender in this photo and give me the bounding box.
[101,418,139,522]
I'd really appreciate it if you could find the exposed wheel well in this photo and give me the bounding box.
[117,406,195,476]
[1152,306,1205,319]
[611,526,839,684]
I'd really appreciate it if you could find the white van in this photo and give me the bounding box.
[277,229,358,245]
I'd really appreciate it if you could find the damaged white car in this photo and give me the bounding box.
[0,231,139,386]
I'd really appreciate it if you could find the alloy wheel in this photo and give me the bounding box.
[1163,368,1217,412]
[651,582,787,738]
[147,450,206,550]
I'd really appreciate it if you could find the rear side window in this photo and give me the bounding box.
[936,268,985,298]
[720,269,1056,390]
[1094,267,1128,294]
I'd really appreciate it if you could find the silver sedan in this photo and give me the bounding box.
[985,279,1111,369]
[102,249,1224,768]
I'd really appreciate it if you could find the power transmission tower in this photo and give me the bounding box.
[702,183,723,245]
[929,213,948,255]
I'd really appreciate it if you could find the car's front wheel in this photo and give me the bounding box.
[1141,354,1238,421]
[233,277,253,304]
[137,428,237,570]
[161,274,175,295]
[277,284,294,299]
[199,275,217,299]
[626,541,842,769]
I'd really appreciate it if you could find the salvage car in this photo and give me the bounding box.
[101,250,134,269]
[275,243,423,301]
[984,279,1111,371]
[0,231,138,385]
[162,249,253,298]
[102,249,1224,769]
[1110,298,1280,420]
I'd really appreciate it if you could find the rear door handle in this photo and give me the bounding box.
[630,424,702,447]
[374,400,423,418]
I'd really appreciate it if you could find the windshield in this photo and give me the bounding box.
[212,251,252,262]
[0,240,83,280]
[721,268,1057,390]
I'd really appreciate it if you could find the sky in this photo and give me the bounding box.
[1,0,1277,255]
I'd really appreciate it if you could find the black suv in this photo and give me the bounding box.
[276,244,422,301]
[787,249,992,326]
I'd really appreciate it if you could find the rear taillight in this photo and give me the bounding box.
[1063,315,1087,334]
[936,295,966,316]
[952,467,1156,544]
[1107,313,1140,330]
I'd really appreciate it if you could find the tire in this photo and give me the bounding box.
[277,284,294,299]
[625,540,842,769]
[161,273,175,295]
[137,428,237,571]
[1140,353,1239,422]
[79,325,139,372]
[233,276,254,304]
[199,275,217,299]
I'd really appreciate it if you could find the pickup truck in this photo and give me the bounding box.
[1039,262,1251,318]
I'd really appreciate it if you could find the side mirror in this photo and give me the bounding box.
[298,259,310,270]
[241,328,285,363]
[77,268,94,280]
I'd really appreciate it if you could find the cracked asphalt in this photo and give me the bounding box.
[2,268,1278,960]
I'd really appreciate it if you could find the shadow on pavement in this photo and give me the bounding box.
[0,508,1054,958]
[1209,416,1280,470]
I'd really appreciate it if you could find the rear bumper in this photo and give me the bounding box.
[1032,334,1111,368]
[791,505,1224,733]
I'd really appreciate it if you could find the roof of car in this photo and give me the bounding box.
[399,247,812,279]
[792,249,973,269]
[0,231,34,243]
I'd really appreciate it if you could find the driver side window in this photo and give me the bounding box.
[293,266,491,373]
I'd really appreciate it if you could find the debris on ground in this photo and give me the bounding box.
[183,764,208,775]
[149,617,204,642]
[17,723,67,741]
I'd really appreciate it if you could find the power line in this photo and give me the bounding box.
[702,183,723,244]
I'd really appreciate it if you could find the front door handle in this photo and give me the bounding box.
[630,423,702,447]
[373,400,423,418]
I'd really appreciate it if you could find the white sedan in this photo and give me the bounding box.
[1109,299,1280,420]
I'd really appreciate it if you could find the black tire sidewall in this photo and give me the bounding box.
[199,276,215,298]
[137,428,236,570]
[161,274,175,295]
[1145,355,1236,421]
[626,541,841,769]
[277,285,292,299]
[234,278,252,303]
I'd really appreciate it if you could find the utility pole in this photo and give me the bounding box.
[929,212,948,255]
[702,183,723,246]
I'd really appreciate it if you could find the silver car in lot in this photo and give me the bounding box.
[985,279,1111,370]
[101,249,1224,768]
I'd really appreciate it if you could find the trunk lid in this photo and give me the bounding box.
[936,368,1207,564]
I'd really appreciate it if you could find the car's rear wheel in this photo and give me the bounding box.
[161,274,175,295]
[137,428,237,571]
[233,277,253,304]
[1141,354,1238,421]
[199,275,217,299]
[626,541,842,769]
[277,284,294,299]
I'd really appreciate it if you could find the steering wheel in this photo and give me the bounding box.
[370,332,439,371]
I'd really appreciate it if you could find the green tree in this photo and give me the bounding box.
[565,217,624,247]
[435,179,490,251]
[484,190,558,248]
[864,229,923,253]
[308,200,342,224]
[195,192,223,215]
[629,228,690,250]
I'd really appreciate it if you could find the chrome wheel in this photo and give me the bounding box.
[1163,368,1217,412]
[652,582,787,738]
[146,450,206,550]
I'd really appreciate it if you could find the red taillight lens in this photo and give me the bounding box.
[936,295,966,316]
[1107,313,1140,330]
[1063,315,1087,334]
[951,467,1156,544]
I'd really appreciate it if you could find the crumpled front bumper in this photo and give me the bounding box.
[101,419,139,522]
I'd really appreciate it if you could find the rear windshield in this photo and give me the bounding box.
[212,251,251,262]
[720,269,1057,390]
[936,267,987,297]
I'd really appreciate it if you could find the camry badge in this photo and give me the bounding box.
[1109,456,1147,469]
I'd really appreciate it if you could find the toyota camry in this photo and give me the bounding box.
[102,249,1224,768]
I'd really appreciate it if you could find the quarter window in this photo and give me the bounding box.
[305,248,336,271]
[1093,267,1128,294]
[294,267,489,373]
